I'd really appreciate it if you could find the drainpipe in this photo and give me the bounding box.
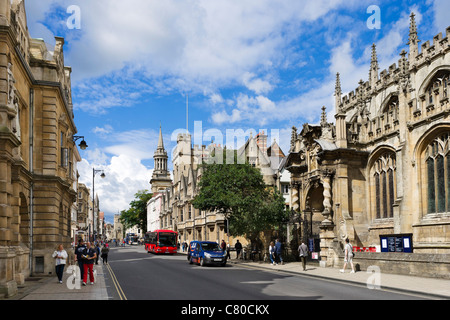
[29,88,34,276]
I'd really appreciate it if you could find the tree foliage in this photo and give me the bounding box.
[192,153,288,242]
[119,189,153,233]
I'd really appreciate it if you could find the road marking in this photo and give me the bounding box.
[106,263,127,300]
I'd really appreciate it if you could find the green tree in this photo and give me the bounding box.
[120,190,153,232]
[192,152,288,244]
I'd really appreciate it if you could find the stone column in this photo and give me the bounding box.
[290,181,300,212]
[319,170,337,267]
[321,172,333,225]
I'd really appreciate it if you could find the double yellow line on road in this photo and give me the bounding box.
[106,263,127,300]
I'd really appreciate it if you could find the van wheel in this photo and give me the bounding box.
[189,256,193,264]
[200,258,205,267]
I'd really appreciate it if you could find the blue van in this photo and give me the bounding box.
[187,241,227,267]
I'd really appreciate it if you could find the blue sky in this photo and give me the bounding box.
[24,0,449,223]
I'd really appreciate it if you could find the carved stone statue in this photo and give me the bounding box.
[7,63,16,105]
[7,63,20,140]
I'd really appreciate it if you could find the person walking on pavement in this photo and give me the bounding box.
[298,242,309,271]
[340,238,355,273]
[275,239,284,265]
[235,240,242,259]
[269,241,276,265]
[74,239,86,282]
[101,244,109,264]
[52,244,68,283]
[95,243,101,265]
[221,240,226,253]
[82,242,97,285]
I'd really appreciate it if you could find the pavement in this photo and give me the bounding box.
[4,248,450,300]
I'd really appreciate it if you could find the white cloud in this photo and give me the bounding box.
[76,127,167,220]
[242,72,274,95]
[432,0,450,33]
[26,0,347,96]
[92,125,113,136]
[77,156,153,223]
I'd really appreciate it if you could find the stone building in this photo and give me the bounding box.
[147,192,163,232]
[150,125,172,194]
[76,183,91,241]
[0,0,83,296]
[113,214,124,241]
[148,127,288,248]
[285,14,450,277]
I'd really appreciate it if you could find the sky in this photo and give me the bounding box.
[24,0,449,224]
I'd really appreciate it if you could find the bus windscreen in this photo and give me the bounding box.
[159,233,177,247]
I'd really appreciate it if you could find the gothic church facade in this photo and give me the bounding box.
[286,14,450,276]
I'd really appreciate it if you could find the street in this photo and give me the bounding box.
[103,245,426,301]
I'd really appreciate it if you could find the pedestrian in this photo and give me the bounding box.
[74,239,86,282]
[221,240,226,253]
[101,244,109,264]
[82,242,97,285]
[226,243,231,259]
[298,242,309,271]
[340,238,355,273]
[235,240,242,259]
[95,243,101,265]
[52,244,68,283]
[275,239,283,265]
[269,241,276,265]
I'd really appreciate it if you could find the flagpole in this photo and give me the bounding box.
[186,93,189,134]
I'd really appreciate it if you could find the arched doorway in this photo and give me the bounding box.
[303,182,324,246]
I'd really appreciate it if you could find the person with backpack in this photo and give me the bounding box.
[340,238,355,273]
[74,239,86,282]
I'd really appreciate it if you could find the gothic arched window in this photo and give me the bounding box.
[424,70,450,107]
[425,133,450,214]
[372,152,396,219]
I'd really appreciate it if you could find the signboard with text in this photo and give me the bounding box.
[380,234,413,253]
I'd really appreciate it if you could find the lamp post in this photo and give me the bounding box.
[92,168,105,242]
[73,135,88,150]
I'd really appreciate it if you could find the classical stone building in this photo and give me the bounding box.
[285,14,450,277]
[0,0,83,296]
[76,183,91,241]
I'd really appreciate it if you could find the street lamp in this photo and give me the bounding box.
[73,135,88,150]
[92,168,105,242]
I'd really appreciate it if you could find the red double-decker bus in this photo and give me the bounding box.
[144,230,178,254]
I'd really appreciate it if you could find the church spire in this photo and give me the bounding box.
[151,124,171,193]
[369,43,379,85]
[157,123,164,150]
[407,12,420,61]
[320,106,327,127]
[335,72,342,112]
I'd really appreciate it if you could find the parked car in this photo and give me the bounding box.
[187,241,227,267]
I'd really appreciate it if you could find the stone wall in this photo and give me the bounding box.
[349,252,450,279]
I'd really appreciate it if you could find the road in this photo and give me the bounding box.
[103,245,426,302]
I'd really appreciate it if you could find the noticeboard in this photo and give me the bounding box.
[380,234,413,253]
